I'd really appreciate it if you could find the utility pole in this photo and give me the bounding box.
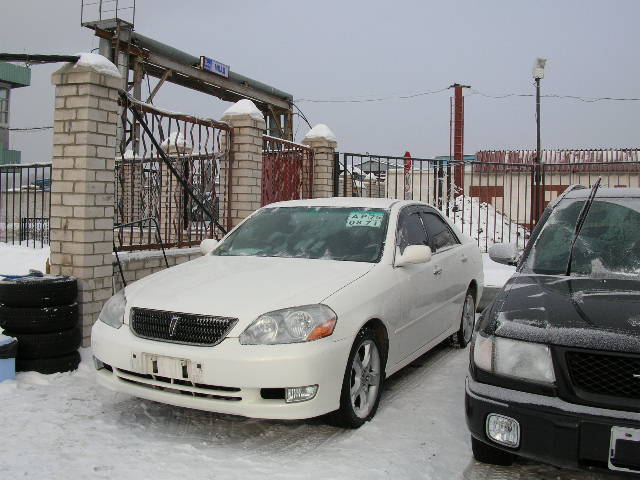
[532,59,546,224]
[449,83,470,202]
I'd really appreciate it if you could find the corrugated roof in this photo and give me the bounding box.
[0,62,31,88]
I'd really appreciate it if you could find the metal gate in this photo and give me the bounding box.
[116,91,231,250]
[334,150,640,252]
[261,135,314,206]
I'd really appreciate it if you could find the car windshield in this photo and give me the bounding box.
[523,197,640,276]
[213,206,389,262]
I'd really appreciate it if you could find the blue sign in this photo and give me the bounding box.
[200,56,229,78]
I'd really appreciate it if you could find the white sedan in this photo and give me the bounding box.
[92,198,483,428]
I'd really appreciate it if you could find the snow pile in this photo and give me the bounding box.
[482,253,516,287]
[222,99,264,121]
[160,132,193,154]
[304,124,337,142]
[74,52,121,78]
[0,244,49,276]
[449,196,529,251]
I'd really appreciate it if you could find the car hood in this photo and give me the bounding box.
[124,255,374,334]
[486,273,640,354]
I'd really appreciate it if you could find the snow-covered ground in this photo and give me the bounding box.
[0,243,50,275]
[0,346,610,480]
[8,245,606,480]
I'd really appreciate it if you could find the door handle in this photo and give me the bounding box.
[461,255,468,263]
[433,265,443,275]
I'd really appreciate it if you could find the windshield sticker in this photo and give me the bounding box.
[346,211,384,228]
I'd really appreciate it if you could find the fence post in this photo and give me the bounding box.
[220,100,266,228]
[49,58,120,346]
[302,124,337,198]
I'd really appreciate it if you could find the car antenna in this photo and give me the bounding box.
[565,177,602,276]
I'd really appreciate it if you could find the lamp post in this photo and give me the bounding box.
[532,58,547,223]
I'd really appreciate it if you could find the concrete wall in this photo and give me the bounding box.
[113,247,201,291]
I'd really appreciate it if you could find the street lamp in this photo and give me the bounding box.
[532,58,547,222]
[532,58,547,165]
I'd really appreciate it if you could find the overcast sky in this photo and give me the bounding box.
[2,0,638,162]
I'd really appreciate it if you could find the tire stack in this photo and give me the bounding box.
[0,275,81,374]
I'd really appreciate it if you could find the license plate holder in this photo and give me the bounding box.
[143,353,190,380]
[609,426,640,473]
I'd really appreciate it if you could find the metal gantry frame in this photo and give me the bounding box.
[80,0,294,140]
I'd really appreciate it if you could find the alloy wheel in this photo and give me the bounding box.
[349,339,381,419]
[462,294,475,344]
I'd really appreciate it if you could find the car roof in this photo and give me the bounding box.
[563,187,640,199]
[265,197,411,209]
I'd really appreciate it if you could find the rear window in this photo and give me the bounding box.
[523,197,640,276]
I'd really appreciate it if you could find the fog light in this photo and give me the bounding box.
[486,414,520,448]
[285,385,318,403]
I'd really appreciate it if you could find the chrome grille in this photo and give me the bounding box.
[130,308,237,346]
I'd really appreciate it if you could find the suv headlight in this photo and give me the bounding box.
[240,305,337,345]
[473,334,555,385]
[99,289,126,329]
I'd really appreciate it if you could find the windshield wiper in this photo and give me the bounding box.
[565,178,602,276]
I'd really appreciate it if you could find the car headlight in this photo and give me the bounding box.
[239,305,337,345]
[99,289,126,329]
[473,334,555,384]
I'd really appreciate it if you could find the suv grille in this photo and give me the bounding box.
[566,351,640,400]
[130,308,237,346]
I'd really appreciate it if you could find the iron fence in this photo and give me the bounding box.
[116,93,231,250]
[0,162,51,248]
[335,151,640,252]
[262,135,314,206]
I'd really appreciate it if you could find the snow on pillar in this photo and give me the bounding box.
[302,124,337,198]
[49,53,120,346]
[220,99,266,227]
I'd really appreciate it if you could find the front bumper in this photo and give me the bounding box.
[91,320,350,420]
[466,376,640,474]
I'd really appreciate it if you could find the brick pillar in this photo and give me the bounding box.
[302,124,337,198]
[49,60,120,346]
[219,100,265,228]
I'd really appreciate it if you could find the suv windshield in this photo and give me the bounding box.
[214,207,389,262]
[523,197,640,276]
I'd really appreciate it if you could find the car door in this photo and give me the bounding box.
[419,208,467,336]
[391,206,444,360]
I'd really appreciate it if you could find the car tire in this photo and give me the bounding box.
[0,303,78,334]
[451,289,476,348]
[471,436,515,466]
[0,275,77,308]
[16,351,81,374]
[328,328,384,429]
[5,326,82,360]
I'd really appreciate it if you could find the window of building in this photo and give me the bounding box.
[0,88,9,124]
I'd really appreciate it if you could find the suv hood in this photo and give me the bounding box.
[487,273,640,354]
[124,255,374,334]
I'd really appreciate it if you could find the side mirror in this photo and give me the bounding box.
[200,239,219,256]
[488,242,520,266]
[395,245,432,268]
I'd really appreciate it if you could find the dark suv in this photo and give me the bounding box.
[466,185,640,476]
